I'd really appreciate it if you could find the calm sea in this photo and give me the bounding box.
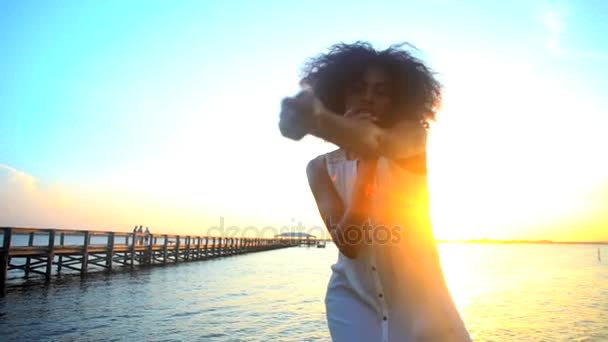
[0,243,607,341]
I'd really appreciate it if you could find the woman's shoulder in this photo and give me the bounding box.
[306,149,346,176]
[308,148,344,165]
[323,148,346,164]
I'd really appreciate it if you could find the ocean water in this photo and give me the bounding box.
[0,243,607,341]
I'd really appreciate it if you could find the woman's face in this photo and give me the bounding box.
[343,66,393,120]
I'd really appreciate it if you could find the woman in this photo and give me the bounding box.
[279,42,471,341]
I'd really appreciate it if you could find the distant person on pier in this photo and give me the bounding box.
[144,227,151,245]
[279,41,471,341]
[132,226,138,246]
[136,225,143,246]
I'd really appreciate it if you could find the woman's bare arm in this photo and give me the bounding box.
[306,156,355,258]
[279,91,427,159]
[306,155,377,259]
[311,110,427,159]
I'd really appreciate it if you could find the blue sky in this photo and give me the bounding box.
[1,0,607,240]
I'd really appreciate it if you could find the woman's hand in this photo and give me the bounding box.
[343,108,379,122]
[343,109,379,160]
[278,90,323,140]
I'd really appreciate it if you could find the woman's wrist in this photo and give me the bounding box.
[309,104,334,138]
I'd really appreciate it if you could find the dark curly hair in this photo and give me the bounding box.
[300,41,441,128]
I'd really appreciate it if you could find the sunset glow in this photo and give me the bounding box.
[1,1,606,242]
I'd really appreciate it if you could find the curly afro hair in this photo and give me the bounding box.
[300,41,441,128]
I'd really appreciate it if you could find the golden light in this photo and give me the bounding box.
[425,56,608,242]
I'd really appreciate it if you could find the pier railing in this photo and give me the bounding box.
[0,227,305,296]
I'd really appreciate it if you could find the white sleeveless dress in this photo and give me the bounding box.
[323,149,471,342]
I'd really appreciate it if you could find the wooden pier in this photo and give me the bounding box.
[0,227,303,296]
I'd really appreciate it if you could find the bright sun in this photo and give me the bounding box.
[424,64,607,242]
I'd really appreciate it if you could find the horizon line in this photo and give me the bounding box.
[436,239,608,244]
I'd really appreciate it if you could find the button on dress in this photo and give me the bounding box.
[323,149,471,342]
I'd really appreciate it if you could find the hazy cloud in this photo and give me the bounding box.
[0,164,204,233]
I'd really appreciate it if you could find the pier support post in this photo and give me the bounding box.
[185,236,190,261]
[196,237,201,260]
[1,228,12,297]
[146,234,153,265]
[163,235,168,264]
[58,233,64,274]
[129,233,136,268]
[81,231,89,276]
[203,237,208,259]
[46,229,55,281]
[106,232,114,271]
[24,232,34,278]
[174,236,180,262]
